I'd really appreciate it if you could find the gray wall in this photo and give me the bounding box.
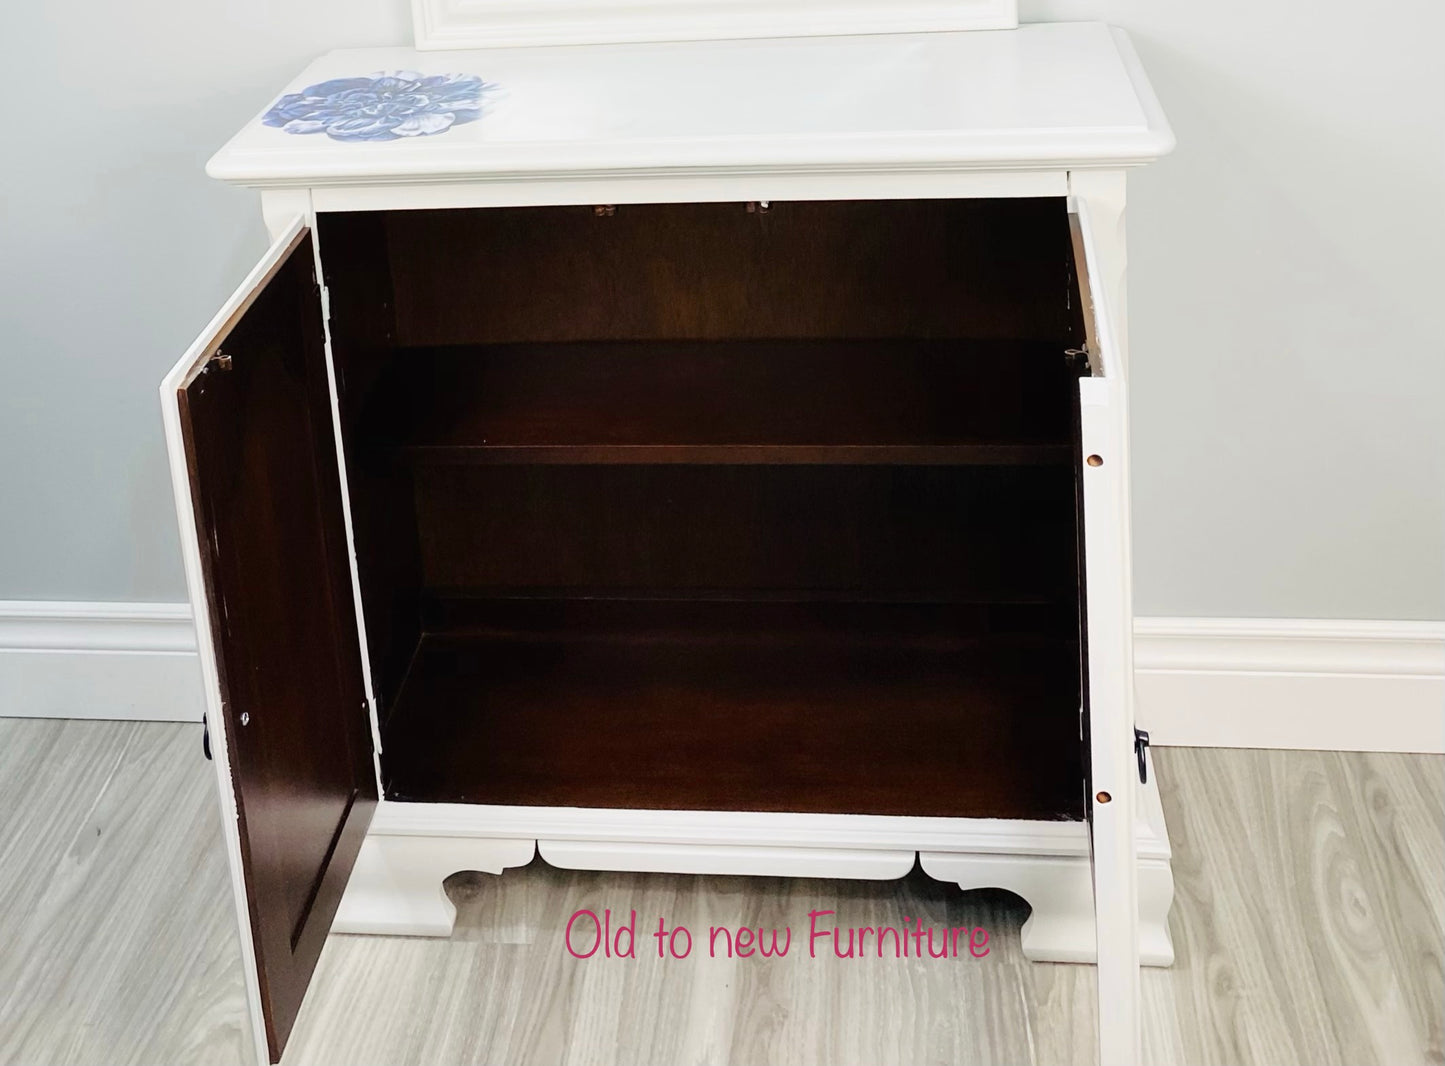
[1,0,1440,620]
[0,0,406,602]
[1031,0,1445,621]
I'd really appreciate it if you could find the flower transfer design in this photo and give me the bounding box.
[262,71,494,142]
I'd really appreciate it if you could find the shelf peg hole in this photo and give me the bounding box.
[1086,454,1103,467]
[1095,790,1111,804]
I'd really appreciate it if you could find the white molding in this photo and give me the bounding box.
[0,601,202,722]
[1135,617,1445,753]
[3,603,1439,751]
[412,0,1017,51]
[371,798,1170,860]
[350,766,1174,966]
[309,169,1069,212]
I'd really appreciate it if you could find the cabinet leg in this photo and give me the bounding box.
[1137,851,1176,966]
[917,850,1174,966]
[333,835,536,937]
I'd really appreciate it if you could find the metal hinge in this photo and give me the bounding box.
[201,713,212,761]
[1064,346,1091,374]
[209,349,234,372]
[1134,727,1151,784]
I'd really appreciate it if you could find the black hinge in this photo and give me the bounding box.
[1134,727,1150,784]
[202,713,213,761]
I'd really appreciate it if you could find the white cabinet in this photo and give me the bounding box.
[162,19,1175,1065]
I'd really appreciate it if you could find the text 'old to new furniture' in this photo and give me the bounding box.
[161,4,1176,1062]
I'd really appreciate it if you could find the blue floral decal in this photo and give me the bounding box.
[262,71,494,142]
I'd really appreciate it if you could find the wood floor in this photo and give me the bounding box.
[0,719,1439,1065]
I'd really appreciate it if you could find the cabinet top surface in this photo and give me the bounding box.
[207,22,1172,188]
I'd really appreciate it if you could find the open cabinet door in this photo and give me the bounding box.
[1070,198,1143,1066]
[160,218,377,1064]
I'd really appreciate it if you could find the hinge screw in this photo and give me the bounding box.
[239,711,250,726]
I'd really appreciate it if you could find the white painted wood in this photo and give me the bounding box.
[0,602,202,722]
[0,601,197,655]
[918,754,1172,967]
[1136,618,1445,676]
[368,799,1117,855]
[413,0,1017,50]
[539,840,916,879]
[207,25,1173,190]
[1134,749,1176,967]
[259,189,311,244]
[332,835,535,936]
[918,848,1174,968]
[349,786,1173,961]
[1135,617,1445,753]
[310,168,1067,214]
[1071,172,1143,1066]
[926,852,1097,961]
[159,216,310,1066]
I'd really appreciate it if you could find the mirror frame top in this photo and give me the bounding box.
[412,0,1018,51]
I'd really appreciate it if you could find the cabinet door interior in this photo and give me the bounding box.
[168,225,377,1063]
[319,199,1092,822]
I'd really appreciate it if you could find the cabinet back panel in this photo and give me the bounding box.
[414,463,1076,602]
[380,199,1071,346]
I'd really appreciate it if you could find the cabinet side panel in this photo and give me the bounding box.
[317,212,423,724]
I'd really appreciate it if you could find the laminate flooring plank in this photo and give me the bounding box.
[1,720,1441,1066]
[1149,747,1444,1066]
[0,720,254,1066]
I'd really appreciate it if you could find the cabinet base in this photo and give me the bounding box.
[917,848,1174,966]
[334,773,1174,966]
[333,835,535,936]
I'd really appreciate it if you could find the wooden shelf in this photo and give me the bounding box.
[362,340,1075,465]
[381,600,1085,820]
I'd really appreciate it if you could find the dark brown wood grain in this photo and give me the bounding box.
[380,199,1072,346]
[317,213,424,723]
[361,339,1075,466]
[411,463,1078,602]
[178,231,375,1064]
[325,196,1087,827]
[381,600,1084,819]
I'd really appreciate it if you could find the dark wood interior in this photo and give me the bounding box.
[179,231,376,1059]
[362,339,1074,465]
[320,198,1088,821]
[384,601,1081,818]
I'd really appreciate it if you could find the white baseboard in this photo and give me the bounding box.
[1134,617,1445,753]
[0,601,203,722]
[1,602,1440,751]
